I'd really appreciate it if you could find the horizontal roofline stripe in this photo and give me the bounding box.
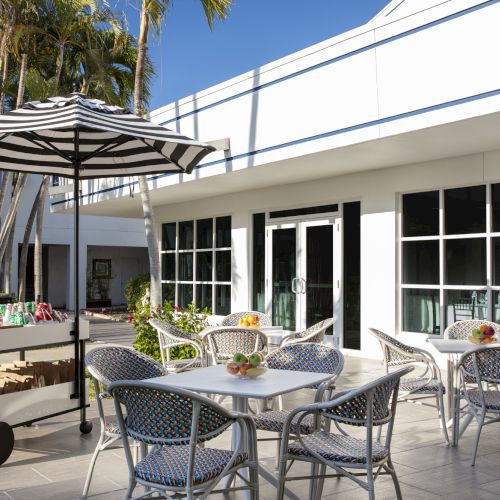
[51,85,500,207]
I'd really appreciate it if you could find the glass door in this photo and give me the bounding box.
[266,217,338,336]
[301,221,334,334]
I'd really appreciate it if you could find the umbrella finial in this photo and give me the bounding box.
[72,82,81,93]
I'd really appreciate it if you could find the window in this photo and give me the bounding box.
[401,184,497,335]
[161,216,231,314]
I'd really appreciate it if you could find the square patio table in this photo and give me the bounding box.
[146,364,333,500]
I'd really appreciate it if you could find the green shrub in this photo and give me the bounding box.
[124,273,150,311]
[131,300,210,363]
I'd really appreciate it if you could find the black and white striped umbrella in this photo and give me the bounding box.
[0,92,215,178]
[0,91,215,422]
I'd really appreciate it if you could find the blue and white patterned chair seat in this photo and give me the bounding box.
[134,446,248,487]
[400,377,444,394]
[465,389,500,412]
[254,410,315,434]
[287,430,389,465]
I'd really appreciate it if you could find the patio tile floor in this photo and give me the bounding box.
[2,331,500,499]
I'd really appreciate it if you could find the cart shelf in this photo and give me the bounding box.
[0,320,89,352]
[0,319,91,466]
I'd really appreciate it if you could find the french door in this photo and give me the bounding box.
[265,217,340,340]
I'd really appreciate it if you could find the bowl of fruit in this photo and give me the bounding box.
[238,315,260,328]
[226,352,267,378]
[468,324,497,345]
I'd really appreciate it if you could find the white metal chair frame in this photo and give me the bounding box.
[149,318,205,372]
[220,311,272,326]
[83,347,167,498]
[279,317,336,348]
[276,367,413,500]
[110,380,259,500]
[454,345,500,465]
[203,326,268,365]
[370,328,449,443]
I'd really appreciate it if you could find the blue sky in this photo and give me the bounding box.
[118,0,390,111]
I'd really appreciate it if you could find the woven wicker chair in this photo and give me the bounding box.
[203,326,268,365]
[277,366,413,500]
[109,380,259,500]
[444,320,500,340]
[83,347,167,498]
[279,317,336,348]
[370,328,449,443]
[253,343,344,465]
[221,311,272,326]
[149,319,205,373]
[455,346,500,465]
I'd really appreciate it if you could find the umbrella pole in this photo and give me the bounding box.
[73,133,91,434]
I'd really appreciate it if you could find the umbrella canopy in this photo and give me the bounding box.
[0,92,215,178]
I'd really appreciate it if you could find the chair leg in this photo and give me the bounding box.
[82,435,105,497]
[314,464,327,500]
[471,414,485,466]
[386,456,402,500]
[275,434,281,470]
[249,463,259,500]
[123,478,136,499]
[366,465,375,500]
[376,423,383,443]
[308,463,319,500]
[437,393,449,444]
[276,455,288,500]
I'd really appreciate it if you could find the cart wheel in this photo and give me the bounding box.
[0,422,14,465]
[80,420,93,434]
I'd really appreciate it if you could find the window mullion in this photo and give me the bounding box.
[439,189,444,334]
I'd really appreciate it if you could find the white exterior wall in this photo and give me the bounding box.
[152,149,500,362]
[6,175,147,309]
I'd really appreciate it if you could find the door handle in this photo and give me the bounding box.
[300,278,307,294]
[291,277,298,294]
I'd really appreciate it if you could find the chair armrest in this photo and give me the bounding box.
[279,333,298,348]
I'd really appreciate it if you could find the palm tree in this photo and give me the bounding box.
[133,0,232,308]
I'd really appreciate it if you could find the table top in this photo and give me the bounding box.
[428,338,499,353]
[145,365,332,399]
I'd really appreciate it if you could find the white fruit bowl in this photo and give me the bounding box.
[225,360,267,379]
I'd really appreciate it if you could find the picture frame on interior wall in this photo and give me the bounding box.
[93,259,111,279]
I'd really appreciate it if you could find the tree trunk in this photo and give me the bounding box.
[16,53,27,109]
[34,180,47,303]
[0,173,27,263]
[54,43,65,91]
[3,224,13,294]
[0,171,10,216]
[0,50,9,113]
[134,2,149,117]
[135,3,161,307]
[18,176,49,301]
[137,175,161,307]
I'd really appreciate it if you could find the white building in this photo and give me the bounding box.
[7,175,149,310]
[54,0,500,357]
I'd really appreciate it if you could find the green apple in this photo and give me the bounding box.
[233,352,248,364]
[472,329,484,339]
[248,353,261,366]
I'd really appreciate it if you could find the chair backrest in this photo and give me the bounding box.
[85,346,167,387]
[266,343,344,377]
[293,317,336,343]
[459,346,500,385]
[205,327,268,358]
[324,366,413,428]
[149,318,193,344]
[221,311,272,327]
[109,380,233,446]
[444,320,500,340]
[369,328,418,367]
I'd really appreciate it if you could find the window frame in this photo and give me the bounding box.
[160,216,232,314]
[399,183,499,336]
